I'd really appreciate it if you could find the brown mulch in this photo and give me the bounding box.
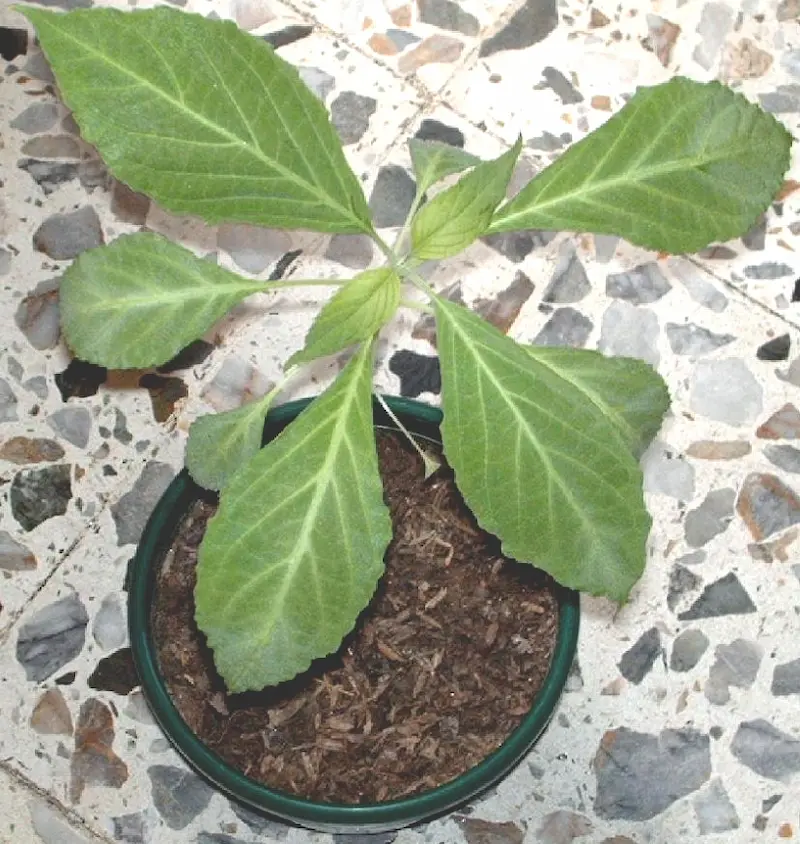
[152,430,559,804]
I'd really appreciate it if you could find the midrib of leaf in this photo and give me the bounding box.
[524,350,639,448]
[216,356,367,632]
[490,99,756,234]
[439,310,628,533]
[50,21,367,231]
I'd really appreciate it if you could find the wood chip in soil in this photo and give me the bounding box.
[152,430,559,804]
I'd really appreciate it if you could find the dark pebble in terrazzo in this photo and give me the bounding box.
[542,244,590,303]
[534,307,593,347]
[771,657,800,696]
[87,648,139,696]
[759,84,800,113]
[333,834,397,844]
[705,639,762,705]
[112,813,148,844]
[33,206,103,260]
[46,407,92,448]
[606,263,671,304]
[617,627,662,684]
[743,262,794,279]
[262,24,313,49]
[111,462,175,546]
[667,564,702,611]
[197,834,250,844]
[330,91,377,145]
[414,118,465,148]
[389,350,441,397]
[537,66,583,104]
[148,765,214,830]
[17,159,79,196]
[764,444,800,474]
[10,102,60,134]
[157,340,214,373]
[139,374,188,423]
[677,573,756,621]
[418,0,479,36]
[792,278,800,302]
[298,67,335,102]
[10,464,72,531]
[369,165,417,228]
[70,698,129,802]
[670,629,709,672]
[55,359,107,401]
[684,488,735,548]
[756,334,791,361]
[483,230,554,262]
[457,818,523,844]
[730,720,800,780]
[527,131,571,151]
[0,27,28,61]
[474,271,535,333]
[111,180,150,225]
[22,51,55,83]
[737,472,800,540]
[594,727,711,821]
[0,377,18,423]
[16,594,89,682]
[665,323,735,356]
[479,0,558,57]
[742,215,767,250]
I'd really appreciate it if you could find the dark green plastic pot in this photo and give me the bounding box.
[128,395,580,834]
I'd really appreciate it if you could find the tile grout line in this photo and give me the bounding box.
[0,759,117,844]
[686,255,800,333]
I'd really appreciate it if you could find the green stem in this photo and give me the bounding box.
[392,187,427,256]
[255,364,299,410]
[261,278,346,291]
[399,297,434,314]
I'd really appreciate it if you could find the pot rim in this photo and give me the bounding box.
[128,395,580,833]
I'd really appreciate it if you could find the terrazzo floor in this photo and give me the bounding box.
[2,0,800,841]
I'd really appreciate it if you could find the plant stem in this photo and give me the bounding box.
[374,392,440,479]
[255,364,299,410]
[261,278,346,291]
[399,298,434,314]
[392,187,426,256]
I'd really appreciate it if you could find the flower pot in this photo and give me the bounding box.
[128,395,580,834]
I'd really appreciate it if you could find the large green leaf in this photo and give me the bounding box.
[411,139,522,260]
[195,342,391,691]
[21,6,373,234]
[287,268,401,367]
[521,346,670,459]
[408,138,481,195]
[186,398,274,491]
[435,298,654,601]
[59,233,264,368]
[488,78,792,253]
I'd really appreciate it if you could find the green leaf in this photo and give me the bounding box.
[435,298,656,601]
[21,6,373,234]
[195,342,391,691]
[408,138,481,195]
[411,138,522,260]
[488,78,793,253]
[59,233,264,368]
[287,268,401,367]
[186,399,273,491]
[521,346,670,459]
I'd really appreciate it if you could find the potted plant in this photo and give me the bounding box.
[20,3,792,833]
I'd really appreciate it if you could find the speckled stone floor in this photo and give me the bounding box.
[1,0,800,842]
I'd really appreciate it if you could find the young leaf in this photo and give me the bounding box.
[186,399,273,491]
[287,268,401,367]
[408,138,481,195]
[521,346,670,459]
[60,233,265,368]
[195,342,391,691]
[411,138,522,260]
[435,298,653,601]
[21,6,373,234]
[488,78,792,253]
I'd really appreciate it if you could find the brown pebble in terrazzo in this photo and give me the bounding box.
[591,94,612,110]
[724,37,774,79]
[398,34,463,72]
[0,436,65,464]
[686,440,752,460]
[645,15,680,67]
[589,7,610,27]
[368,32,399,55]
[390,4,412,26]
[756,403,800,439]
